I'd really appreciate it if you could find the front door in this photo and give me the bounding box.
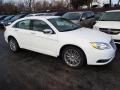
[29,20,58,56]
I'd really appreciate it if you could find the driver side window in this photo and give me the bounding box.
[32,20,51,32]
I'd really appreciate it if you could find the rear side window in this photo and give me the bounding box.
[13,20,31,30]
[82,12,94,19]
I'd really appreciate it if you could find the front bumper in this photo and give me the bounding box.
[111,34,120,44]
[84,44,116,65]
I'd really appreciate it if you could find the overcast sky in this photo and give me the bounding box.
[4,0,119,4]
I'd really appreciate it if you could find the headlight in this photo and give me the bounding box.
[91,42,111,50]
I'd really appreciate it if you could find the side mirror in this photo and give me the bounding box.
[43,29,53,34]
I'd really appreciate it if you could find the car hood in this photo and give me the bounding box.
[95,21,120,29]
[59,28,111,43]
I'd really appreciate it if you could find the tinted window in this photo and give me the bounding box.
[100,12,120,21]
[87,12,92,18]
[88,12,94,17]
[62,13,81,20]
[3,15,14,21]
[82,12,94,19]
[82,13,87,18]
[0,16,7,20]
[14,20,30,30]
[32,20,51,31]
[95,12,103,20]
[10,14,26,22]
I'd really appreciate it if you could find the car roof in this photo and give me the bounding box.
[106,10,120,12]
[26,12,58,17]
[66,11,93,13]
[66,12,83,14]
[21,16,60,20]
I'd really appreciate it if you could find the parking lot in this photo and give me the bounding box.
[0,30,120,90]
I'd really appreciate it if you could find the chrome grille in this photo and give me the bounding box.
[100,28,120,35]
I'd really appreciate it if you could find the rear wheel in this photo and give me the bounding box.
[62,46,85,68]
[8,38,19,52]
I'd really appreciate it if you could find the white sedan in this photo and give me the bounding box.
[4,16,116,68]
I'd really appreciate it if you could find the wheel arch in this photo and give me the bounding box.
[8,36,16,42]
[8,36,19,47]
[59,44,87,64]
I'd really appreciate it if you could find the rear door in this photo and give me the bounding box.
[12,19,32,49]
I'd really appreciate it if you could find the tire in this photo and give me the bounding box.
[62,46,85,68]
[8,38,19,52]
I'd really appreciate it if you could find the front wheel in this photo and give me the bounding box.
[62,46,85,68]
[8,38,19,52]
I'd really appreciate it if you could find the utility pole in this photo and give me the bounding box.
[28,0,35,13]
[110,0,112,7]
[29,0,32,12]
[33,0,35,12]
[118,0,120,5]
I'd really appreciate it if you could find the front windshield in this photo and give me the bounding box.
[3,16,13,21]
[48,18,81,32]
[0,16,5,20]
[100,12,120,21]
[10,15,22,21]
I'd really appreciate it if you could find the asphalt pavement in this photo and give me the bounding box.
[0,30,120,90]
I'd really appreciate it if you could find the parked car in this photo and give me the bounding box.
[94,12,104,20]
[26,12,58,17]
[0,15,8,29]
[4,16,116,68]
[1,15,14,23]
[62,11,96,28]
[94,10,120,44]
[0,15,7,22]
[0,15,14,29]
[6,14,28,26]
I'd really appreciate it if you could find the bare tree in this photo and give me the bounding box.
[0,1,18,14]
[84,0,93,8]
[34,0,50,12]
[118,0,120,5]
[23,0,33,12]
[70,0,94,9]
[17,2,26,13]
